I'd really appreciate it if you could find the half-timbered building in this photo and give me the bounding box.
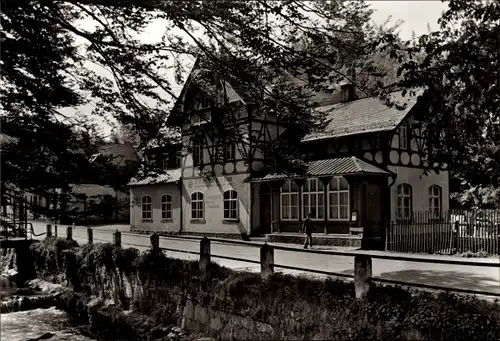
[129,67,449,249]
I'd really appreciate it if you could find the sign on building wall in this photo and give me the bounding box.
[206,194,222,209]
[187,176,233,189]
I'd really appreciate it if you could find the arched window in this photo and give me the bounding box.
[141,195,152,220]
[223,190,238,220]
[327,177,349,220]
[191,192,204,220]
[302,178,324,220]
[397,184,413,220]
[281,180,299,220]
[161,194,172,220]
[428,185,442,218]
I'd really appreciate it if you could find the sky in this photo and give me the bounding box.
[68,1,450,138]
[368,1,448,40]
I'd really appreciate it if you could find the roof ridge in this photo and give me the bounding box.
[351,156,363,173]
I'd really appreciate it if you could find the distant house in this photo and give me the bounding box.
[63,184,130,224]
[61,143,139,224]
[128,63,449,249]
[2,140,139,225]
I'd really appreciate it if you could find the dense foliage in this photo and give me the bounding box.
[2,0,499,212]
[1,0,395,210]
[31,240,500,340]
[385,0,500,207]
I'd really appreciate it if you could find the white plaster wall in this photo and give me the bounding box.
[130,183,182,233]
[388,165,450,222]
[182,172,251,235]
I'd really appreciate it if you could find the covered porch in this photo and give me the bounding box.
[246,156,395,250]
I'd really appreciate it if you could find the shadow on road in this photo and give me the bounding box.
[377,269,500,294]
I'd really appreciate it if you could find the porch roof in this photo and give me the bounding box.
[245,156,391,183]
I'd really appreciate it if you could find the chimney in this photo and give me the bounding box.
[341,84,356,102]
[341,64,357,102]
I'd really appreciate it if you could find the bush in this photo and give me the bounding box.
[30,241,500,340]
[30,237,78,279]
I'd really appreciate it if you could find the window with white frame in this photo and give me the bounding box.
[161,194,172,220]
[397,184,413,220]
[141,195,152,220]
[302,178,325,220]
[327,177,349,220]
[192,140,203,165]
[223,189,238,220]
[191,192,204,220]
[399,123,408,149]
[280,180,299,220]
[428,185,442,218]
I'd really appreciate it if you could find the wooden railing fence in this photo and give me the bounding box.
[387,209,500,255]
[40,224,500,300]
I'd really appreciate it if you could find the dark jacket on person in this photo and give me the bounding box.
[302,218,313,235]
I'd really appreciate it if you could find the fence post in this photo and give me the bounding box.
[199,237,211,272]
[354,255,372,300]
[66,225,73,241]
[46,224,52,238]
[87,227,93,244]
[260,243,274,278]
[113,230,121,247]
[150,233,160,253]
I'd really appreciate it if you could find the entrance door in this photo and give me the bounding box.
[260,190,272,235]
[365,182,383,249]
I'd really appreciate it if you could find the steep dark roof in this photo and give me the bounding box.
[170,57,424,140]
[168,60,340,125]
[302,90,423,142]
[245,156,391,182]
[70,184,119,197]
[98,143,139,166]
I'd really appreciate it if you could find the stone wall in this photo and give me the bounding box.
[29,242,277,339]
[76,266,276,339]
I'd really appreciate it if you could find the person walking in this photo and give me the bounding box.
[302,212,314,249]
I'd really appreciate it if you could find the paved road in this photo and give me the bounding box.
[30,222,500,298]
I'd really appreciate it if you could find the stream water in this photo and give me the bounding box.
[1,275,96,341]
[1,306,97,341]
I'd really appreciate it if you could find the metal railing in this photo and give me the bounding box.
[35,224,500,299]
[1,219,33,240]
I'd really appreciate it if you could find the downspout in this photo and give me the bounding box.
[388,173,397,216]
[248,107,253,238]
[248,183,254,239]
[178,180,183,234]
[385,174,397,250]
